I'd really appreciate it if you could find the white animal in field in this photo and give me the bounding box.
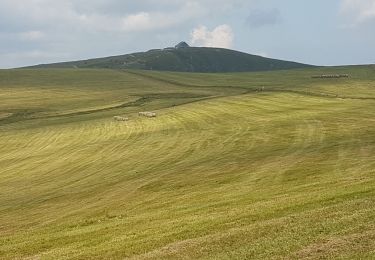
[138,112,156,118]
[114,116,129,121]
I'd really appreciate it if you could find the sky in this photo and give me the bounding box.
[0,0,375,68]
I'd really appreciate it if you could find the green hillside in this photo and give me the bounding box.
[0,66,375,259]
[27,44,313,72]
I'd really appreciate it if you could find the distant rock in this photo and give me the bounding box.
[175,42,190,49]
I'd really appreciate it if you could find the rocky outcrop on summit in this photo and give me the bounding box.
[175,42,190,49]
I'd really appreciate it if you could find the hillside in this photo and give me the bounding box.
[1,66,375,259]
[27,43,313,72]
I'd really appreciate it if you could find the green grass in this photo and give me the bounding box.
[0,66,375,259]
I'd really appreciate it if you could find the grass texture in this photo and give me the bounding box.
[0,66,374,259]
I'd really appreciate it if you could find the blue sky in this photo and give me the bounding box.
[0,0,374,68]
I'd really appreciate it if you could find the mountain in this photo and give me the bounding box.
[175,41,190,49]
[27,42,313,72]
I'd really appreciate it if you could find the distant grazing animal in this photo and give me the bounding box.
[312,74,349,79]
[139,112,157,118]
[114,116,129,121]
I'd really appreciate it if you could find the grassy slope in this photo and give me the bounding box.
[0,66,375,259]
[28,47,312,73]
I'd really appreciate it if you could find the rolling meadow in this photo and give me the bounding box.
[0,66,375,259]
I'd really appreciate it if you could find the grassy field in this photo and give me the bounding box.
[0,67,375,259]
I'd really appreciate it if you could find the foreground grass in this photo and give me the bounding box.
[0,67,374,259]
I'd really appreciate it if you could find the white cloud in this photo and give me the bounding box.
[119,4,204,32]
[122,12,151,31]
[340,0,375,25]
[0,0,206,33]
[190,25,234,48]
[19,31,45,41]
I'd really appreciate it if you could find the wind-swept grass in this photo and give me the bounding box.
[0,67,374,259]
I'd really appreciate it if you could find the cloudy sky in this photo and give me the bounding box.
[0,0,375,68]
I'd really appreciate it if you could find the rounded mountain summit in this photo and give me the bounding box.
[175,41,190,49]
[28,42,313,72]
